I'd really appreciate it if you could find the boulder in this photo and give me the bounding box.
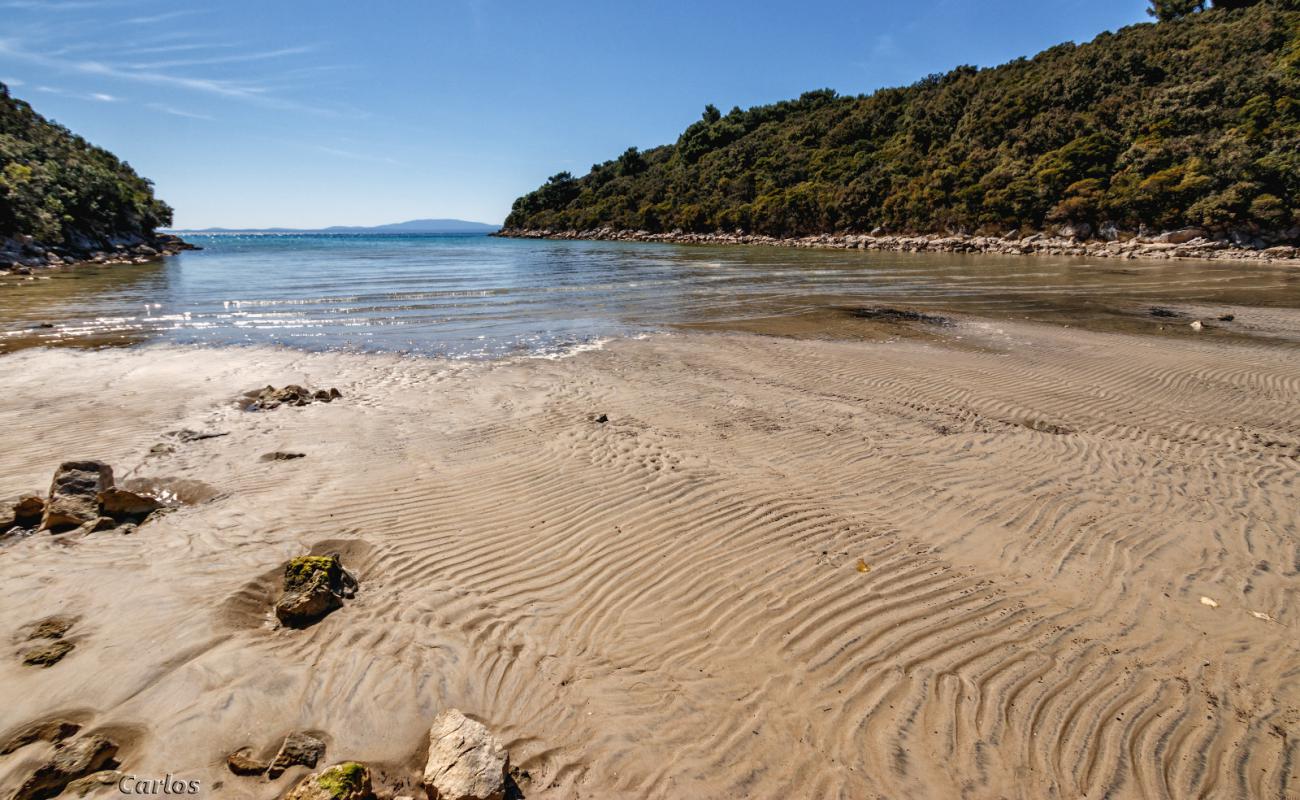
[275,555,356,628]
[267,731,327,778]
[12,734,118,800]
[98,488,163,520]
[422,710,509,800]
[42,461,114,532]
[1160,227,1207,244]
[284,763,373,800]
[1058,222,1092,240]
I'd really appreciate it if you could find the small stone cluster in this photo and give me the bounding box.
[500,227,1300,265]
[2,460,168,538]
[244,385,343,412]
[1,721,120,800]
[226,710,512,800]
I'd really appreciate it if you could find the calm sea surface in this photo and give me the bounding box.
[2,233,1299,356]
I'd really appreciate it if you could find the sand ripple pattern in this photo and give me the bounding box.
[0,322,1297,799]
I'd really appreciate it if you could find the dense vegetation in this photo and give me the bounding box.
[506,0,1300,239]
[0,82,172,246]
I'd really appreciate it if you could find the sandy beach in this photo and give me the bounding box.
[1,316,1298,799]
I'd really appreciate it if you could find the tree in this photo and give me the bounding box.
[1148,0,1205,20]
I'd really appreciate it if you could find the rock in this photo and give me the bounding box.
[98,488,163,520]
[1098,221,1121,241]
[261,451,307,462]
[42,461,114,532]
[422,709,509,800]
[1190,320,1204,331]
[592,414,609,424]
[0,720,80,755]
[23,614,75,641]
[172,429,229,443]
[14,494,45,525]
[74,516,118,534]
[284,762,372,800]
[1218,314,1235,322]
[227,747,270,777]
[1148,307,1180,318]
[22,640,74,667]
[1058,222,1092,240]
[275,555,356,627]
[12,734,118,800]
[65,771,124,797]
[1160,227,1207,244]
[267,731,328,778]
[245,385,339,411]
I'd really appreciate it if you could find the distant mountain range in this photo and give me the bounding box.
[172,218,501,234]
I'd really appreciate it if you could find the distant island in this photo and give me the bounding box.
[174,219,501,235]
[502,0,1300,253]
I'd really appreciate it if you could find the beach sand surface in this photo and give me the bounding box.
[0,319,1297,799]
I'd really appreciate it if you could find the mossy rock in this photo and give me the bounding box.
[285,762,372,800]
[283,555,343,592]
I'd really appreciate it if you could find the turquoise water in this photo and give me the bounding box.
[2,233,1299,356]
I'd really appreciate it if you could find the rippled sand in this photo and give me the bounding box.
[0,316,1297,798]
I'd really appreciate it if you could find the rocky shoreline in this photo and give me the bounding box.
[0,232,199,276]
[496,227,1300,266]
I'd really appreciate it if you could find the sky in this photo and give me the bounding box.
[0,0,1151,229]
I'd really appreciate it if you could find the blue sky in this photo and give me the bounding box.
[0,0,1150,228]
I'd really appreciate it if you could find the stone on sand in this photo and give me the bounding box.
[275,555,356,628]
[284,762,372,800]
[267,731,327,778]
[227,747,270,777]
[12,734,118,800]
[422,709,509,800]
[41,461,114,531]
[98,487,163,519]
[21,639,74,667]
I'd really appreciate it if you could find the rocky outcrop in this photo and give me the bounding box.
[0,232,198,276]
[41,461,114,532]
[12,734,118,800]
[284,763,373,800]
[498,228,1300,266]
[226,748,270,777]
[244,385,343,412]
[422,710,509,800]
[275,555,357,628]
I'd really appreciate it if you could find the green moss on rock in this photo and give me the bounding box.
[315,762,370,800]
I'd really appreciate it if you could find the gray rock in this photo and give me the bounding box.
[227,747,270,777]
[422,709,509,800]
[267,731,328,778]
[42,461,114,532]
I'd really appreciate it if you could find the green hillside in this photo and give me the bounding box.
[505,0,1300,239]
[0,82,172,248]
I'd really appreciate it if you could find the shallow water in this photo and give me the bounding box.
[2,233,1299,356]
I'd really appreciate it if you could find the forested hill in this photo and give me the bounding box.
[504,0,1300,240]
[0,82,173,250]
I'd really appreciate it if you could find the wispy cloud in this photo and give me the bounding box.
[147,101,213,120]
[313,145,401,166]
[31,83,117,102]
[1,76,23,86]
[121,9,202,25]
[129,45,315,70]
[91,91,116,101]
[0,38,338,115]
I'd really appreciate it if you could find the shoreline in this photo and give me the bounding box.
[497,227,1300,266]
[0,232,199,277]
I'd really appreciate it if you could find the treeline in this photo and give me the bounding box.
[0,82,172,246]
[505,0,1300,239]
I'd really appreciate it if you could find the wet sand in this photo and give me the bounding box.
[1,317,1298,798]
